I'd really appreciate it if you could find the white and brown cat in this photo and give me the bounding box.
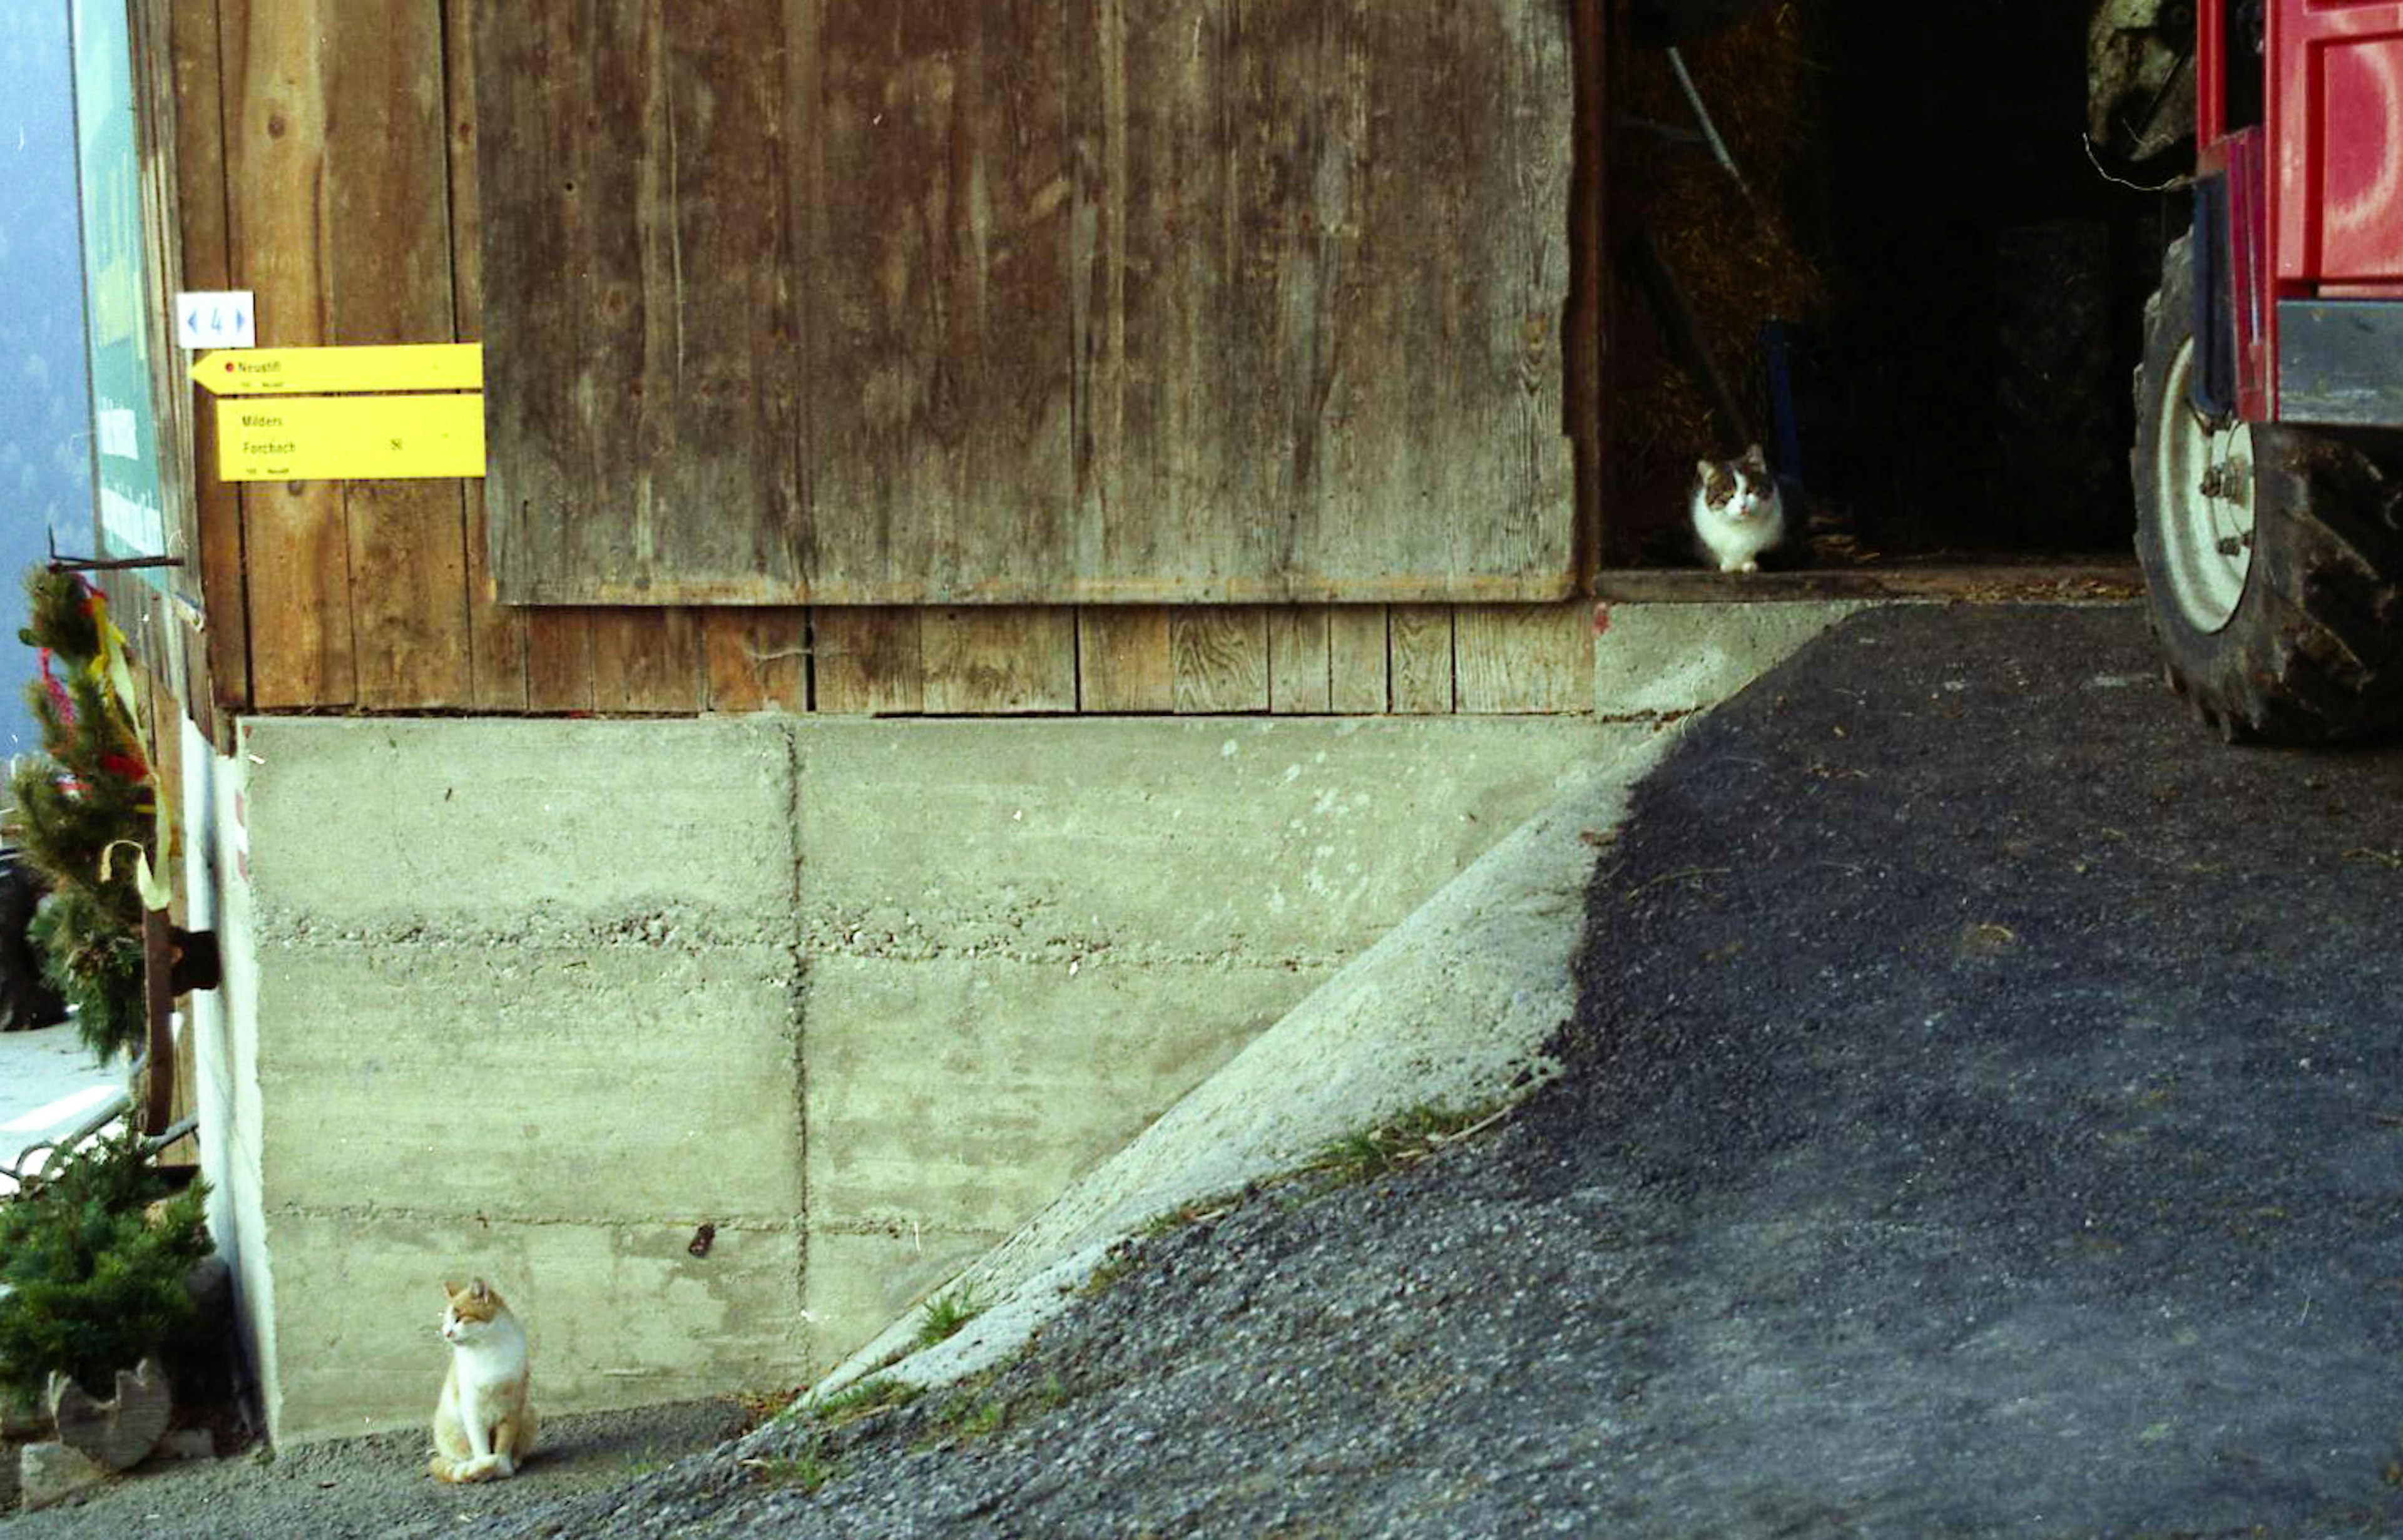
[428,1277,537,1483]
[1692,444,1786,573]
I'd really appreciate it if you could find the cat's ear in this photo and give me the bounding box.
[1738,443,1768,473]
[1695,458,1716,481]
[468,1278,491,1301]
[442,1280,461,1299]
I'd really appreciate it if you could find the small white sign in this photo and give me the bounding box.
[175,290,255,350]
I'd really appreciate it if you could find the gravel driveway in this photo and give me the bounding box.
[18,602,2403,1537]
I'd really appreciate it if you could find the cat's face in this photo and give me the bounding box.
[441,1278,505,1344]
[1696,448,1775,522]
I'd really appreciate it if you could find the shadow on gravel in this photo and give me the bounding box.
[1529,602,2403,1536]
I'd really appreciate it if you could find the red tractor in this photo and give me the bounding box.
[2111,0,2403,740]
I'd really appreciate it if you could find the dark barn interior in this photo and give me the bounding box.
[1609,0,2181,568]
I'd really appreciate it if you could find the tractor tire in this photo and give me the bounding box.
[2133,233,2403,743]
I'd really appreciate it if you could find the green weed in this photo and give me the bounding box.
[1299,1099,1516,1192]
[914,1282,988,1349]
[800,1375,923,1428]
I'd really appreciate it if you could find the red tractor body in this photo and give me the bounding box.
[2203,1,2403,424]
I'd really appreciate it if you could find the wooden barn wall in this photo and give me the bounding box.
[162,0,1603,720]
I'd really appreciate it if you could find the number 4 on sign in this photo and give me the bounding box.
[175,291,255,351]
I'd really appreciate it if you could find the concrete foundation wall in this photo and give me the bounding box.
[213,713,1623,1443]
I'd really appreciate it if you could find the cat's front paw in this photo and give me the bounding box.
[1740,559,1758,574]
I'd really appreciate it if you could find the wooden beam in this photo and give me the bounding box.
[220,0,354,706]
[1389,604,1455,714]
[703,610,805,713]
[328,0,471,710]
[1172,608,1268,713]
[1077,608,1174,713]
[1329,606,1389,713]
[168,0,249,727]
[1268,606,1332,714]
[922,608,1075,714]
[814,609,923,715]
[444,0,527,711]
[1456,604,1594,713]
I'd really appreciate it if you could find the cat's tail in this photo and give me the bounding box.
[429,1452,511,1483]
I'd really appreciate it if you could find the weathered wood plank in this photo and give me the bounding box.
[170,0,247,726]
[1328,606,1389,713]
[220,0,354,706]
[1389,604,1455,714]
[800,0,1076,604]
[1456,604,1594,713]
[703,610,805,713]
[1074,0,1577,603]
[524,612,594,713]
[1077,608,1173,713]
[1268,606,1332,714]
[473,0,1571,607]
[591,609,702,713]
[1172,608,1268,713]
[328,0,470,710]
[922,608,1076,714]
[444,0,526,711]
[479,0,803,603]
[814,609,924,715]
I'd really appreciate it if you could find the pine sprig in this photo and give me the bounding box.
[0,1131,211,1407]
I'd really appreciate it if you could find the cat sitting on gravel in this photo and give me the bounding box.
[428,1278,537,1483]
[1691,443,1786,574]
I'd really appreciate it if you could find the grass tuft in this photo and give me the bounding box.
[1299,1099,1518,1193]
[914,1282,988,1349]
[799,1375,923,1428]
[745,1442,840,1492]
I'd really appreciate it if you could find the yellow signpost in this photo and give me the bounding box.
[188,342,481,397]
[215,395,484,482]
[190,343,484,481]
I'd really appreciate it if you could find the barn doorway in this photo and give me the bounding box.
[1604,0,2173,591]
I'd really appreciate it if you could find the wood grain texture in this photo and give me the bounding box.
[1077,608,1173,713]
[477,0,803,603]
[131,0,202,624]
[524,611,596,713]
[1456,604,1593,713]
[169,0,248,724]
[813,609,923,715]
[475,0,1573,606]
[1074,0,1577,602]
[328,0,470,709]
[703,610,805,713]
[1172,608,1268,713]
[922,608,1076,714]
[1328,606,1389,713]
[1268,606,1332,714]
[592,609,703,713]
[444,0,526,710]
[801,0,1078,604]
[220,0,354,706]
[1389,604,1455,714]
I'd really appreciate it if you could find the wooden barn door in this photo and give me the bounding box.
[475,1,1576,606]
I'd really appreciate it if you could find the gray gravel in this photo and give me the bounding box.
[0,1399,748,1539]
[22,603,2403,1538]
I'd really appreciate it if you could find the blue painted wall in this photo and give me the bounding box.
[0,1,88,760]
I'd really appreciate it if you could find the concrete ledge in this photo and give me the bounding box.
[1593,599,1864,717]
[816,718,1690,1395]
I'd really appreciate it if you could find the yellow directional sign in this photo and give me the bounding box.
[216,394,484,482]
[190,343,481,396]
